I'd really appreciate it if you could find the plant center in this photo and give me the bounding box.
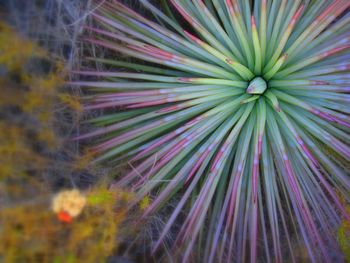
[246,77,267,95]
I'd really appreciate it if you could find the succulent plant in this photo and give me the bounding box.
[72,0,350,262]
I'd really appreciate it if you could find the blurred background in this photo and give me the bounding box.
[0,1,159,262]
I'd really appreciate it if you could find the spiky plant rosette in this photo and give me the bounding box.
[72,0,350,262]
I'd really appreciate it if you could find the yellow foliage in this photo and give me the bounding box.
[139,195,150,210]
[0,23,45,72]
[0,77,26,106]
[58,94,83,112]
[0,23,64,153]
[21,73,62,115]
[39,129,61,150]
[338,205,350,262]
[0,123,47,180]
[72,150,97,171]
[0,22,70,176]
[0,187,131,263]
[0,21,137,263]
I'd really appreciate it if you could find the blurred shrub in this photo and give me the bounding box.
[0,187,132,263]
[0,22,135,263]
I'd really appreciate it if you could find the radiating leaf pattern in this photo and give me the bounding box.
[72,0,350,262]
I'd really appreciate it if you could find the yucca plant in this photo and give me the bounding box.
[71,0,350,262]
